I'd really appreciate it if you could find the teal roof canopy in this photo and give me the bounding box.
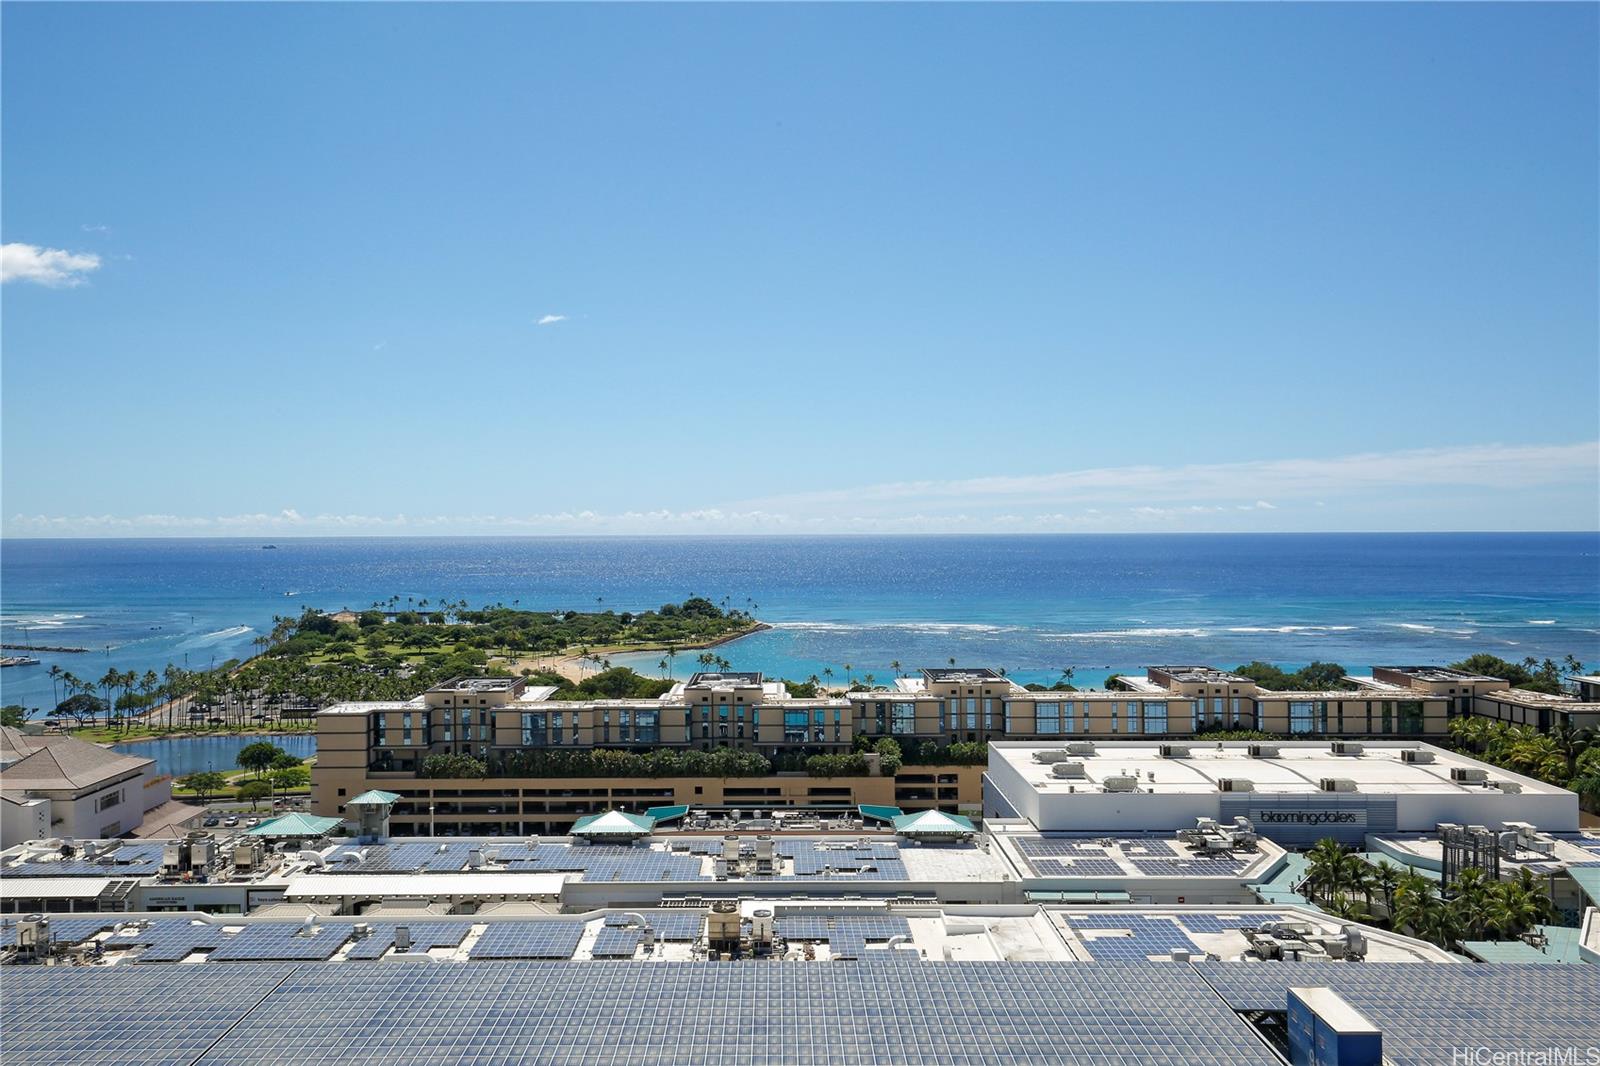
[644,805,690,824]
[570,810,656,837]
[891,810,976,837]
[347,790,402,807]
[246,813,344,838]
[858,805,904,824]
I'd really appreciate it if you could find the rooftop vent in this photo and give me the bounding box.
[1495,780,1523,794]
[1217,778,1255,792]
[1450,767,1488,784]
[1331,741,1364,756]
[1400,749,1434,764]
[1050,761,1087,779]
[1066,741,1097,756]
[1102,775,1140,793]
[1248,744,1280,759]
[1032,750,1072,765]
[1319,778,1358,793]
[1158,744,1191,759]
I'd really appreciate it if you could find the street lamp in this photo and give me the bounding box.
[429,804,436,837]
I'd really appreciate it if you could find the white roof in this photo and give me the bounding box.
[284,873,569,898]
[0,876,112,899]
[992,741,1567,797]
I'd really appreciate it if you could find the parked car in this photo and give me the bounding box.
[202,815,220,828]
[223,815,240,827]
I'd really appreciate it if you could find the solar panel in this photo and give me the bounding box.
[590,927,642,958]
[343,922,472,959]
[467,922,585,960]
[209,923,352,961]
[0,917,118,948]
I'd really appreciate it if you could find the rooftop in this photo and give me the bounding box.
[1149,666,1252,685]
[0,727,152,791]
[6,956,1590,1065]
[686,671,763,686]
[428,676,524,694]
[1374,665,1504,683]
[922,667,1004,684]
[991,740,1569,798]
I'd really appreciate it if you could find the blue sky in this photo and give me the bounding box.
[3,3,1596,536]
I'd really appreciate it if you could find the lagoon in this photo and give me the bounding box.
[111,733,317,778]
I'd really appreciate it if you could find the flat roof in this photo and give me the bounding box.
[429,677,523,693]
[991,741,1569,797]
[1375,665,1503,683]
[8,959,1594,1065]
[687,671,763,686]
[1149,666,1252,684]
[922,667,1003,683]
[285,873,569,898]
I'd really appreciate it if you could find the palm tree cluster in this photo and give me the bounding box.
[1299,838,1555,949]
[1448,717,1600,810]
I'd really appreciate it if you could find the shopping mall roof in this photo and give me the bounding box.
[6,959,1594,1065]
[990,740,1567,798]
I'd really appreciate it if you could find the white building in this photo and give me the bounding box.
[984,740,1578,845]
[0,727,198,847]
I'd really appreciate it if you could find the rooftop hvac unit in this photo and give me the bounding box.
[1450,767,1488,784]
[1050,761,1086,779]
[1319,778,1358,793]
[1331,741,1363,756]
[1158,744,1191,758]
[1247,744,1280,759]
[1400,749,1434,764]
[1102,776,1140,793]
[1066,741,1096,756]
[1032,750,1072,764]
[1217,778,1255,793]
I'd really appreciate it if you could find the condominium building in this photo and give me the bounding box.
[310,661,1597,835]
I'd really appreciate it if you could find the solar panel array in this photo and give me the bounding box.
[0,916,118,948]
[129,921,229,962]
[1065,914,1201,961]
[775,915,912,941]
[1130,856,1253,877]
[603,911,704,941]
[208,924,353,961]
[1176,913,1284,934]
[6,960,1597,1066]
[590,927,643,958]
[343,922,472,959]
[2,843,168,878]
[467,922,586,960]
[1194,962,1600,1066]
[1015,838,1115,858]
[1030,858,1124,877]
[781,840,909,880]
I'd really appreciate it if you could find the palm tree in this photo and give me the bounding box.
[1368,860,1403,919]
[843,663,853,684]
[862,674,876,690]
[822,667,835,689]
[948,657,956,668]
[1548,723,1595,780]
[890,660,902,678]
[1448,867,1493,940]
[48,664,62,709]
[1060,667,1075,687]
[658,658,669,678]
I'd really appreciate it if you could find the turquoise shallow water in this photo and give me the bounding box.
[3,533,1597,713]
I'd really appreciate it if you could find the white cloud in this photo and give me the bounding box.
[80,224,110,234]
[1,242,103,287]
[7,441,1595,538]
[536,314,567,326]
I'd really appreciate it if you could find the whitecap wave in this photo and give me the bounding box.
[1526,619,1557,625]
[1224,625,1357,634]
[1044,627,1209,639]
[770,621,1015,634]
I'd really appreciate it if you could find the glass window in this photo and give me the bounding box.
[1036,702,1059,735]
[813,709,826,725]
[784,710,808,743]
[636,711,659,743]
[1289,701,1315,734]
[965,697,977,730]
[982,698,993,730]
[1110,703,1119,734]
[1144,701,1168,734]
[1062,701,1076,734]
[891,702,917,735]
[1398,701,1424,734]
[1126,701,1141,734]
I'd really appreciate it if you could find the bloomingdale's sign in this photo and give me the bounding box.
[1252,809,1368,828]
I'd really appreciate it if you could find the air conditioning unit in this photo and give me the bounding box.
[1319,778,1358,793]
[1050,761,1086,779]
[1400,749,1434,764]
[1066,741,1096,756]
[1247,744,1279,759]
[1158,744,1191,758]
[1102,776,1140,793]
[1331,741,1363,756]
[1217,778,1255,793]
[1032,750,1072,764]
[1450,767,1488,784]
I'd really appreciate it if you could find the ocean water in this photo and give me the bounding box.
[2,534,1596,714]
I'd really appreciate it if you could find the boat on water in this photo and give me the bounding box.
[261,544,279,550]
[0,655,42,668]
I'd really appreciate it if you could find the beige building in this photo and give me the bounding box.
[311,661,1596,835]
